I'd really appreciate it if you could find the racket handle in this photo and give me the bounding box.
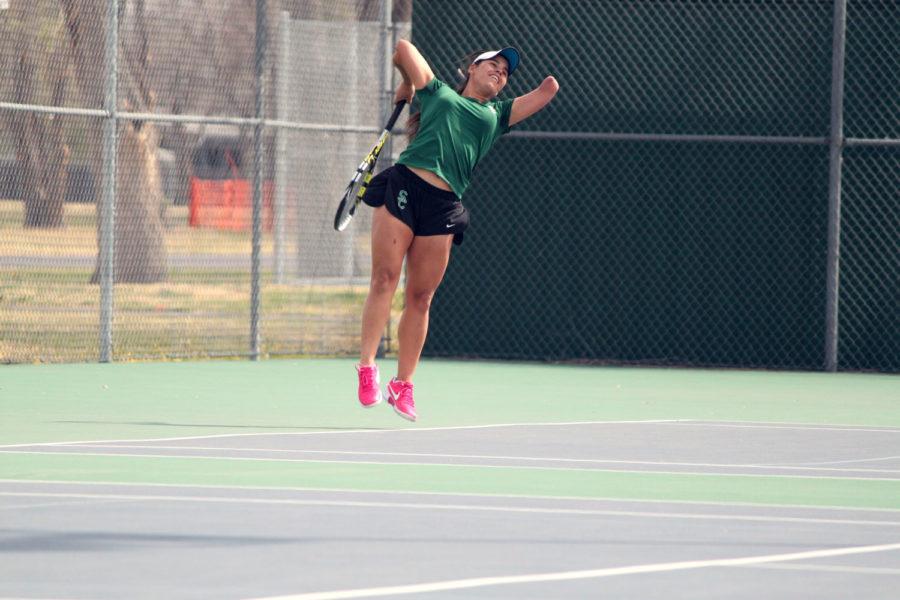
[385,100,407,131]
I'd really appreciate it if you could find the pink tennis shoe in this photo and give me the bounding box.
[356,364,383,408]
[386,377,416,422]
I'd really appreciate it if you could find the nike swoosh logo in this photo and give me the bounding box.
[445,223,454,228]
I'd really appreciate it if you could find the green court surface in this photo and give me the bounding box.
[2,359,899,509]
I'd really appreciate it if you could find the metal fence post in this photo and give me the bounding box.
[382,0,394,120]
[250,0,267,360]
[376,0,395,359]
[824,0,848,372]
[274,10,289,285]
[99,0,119,363]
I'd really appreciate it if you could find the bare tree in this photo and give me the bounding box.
[60,0,166,283]
[156,0,257,204]
[8,2,70,228]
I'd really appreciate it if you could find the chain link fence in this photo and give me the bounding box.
[1,0,896,371]
[1,0,410,363]
[416,0,898,372]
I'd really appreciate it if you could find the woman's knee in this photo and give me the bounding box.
[370,266,401,295]
[405,287,436,314]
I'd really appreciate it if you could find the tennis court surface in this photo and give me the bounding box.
[2,359,899,599]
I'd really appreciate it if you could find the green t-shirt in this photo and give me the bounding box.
[398,77,514,198]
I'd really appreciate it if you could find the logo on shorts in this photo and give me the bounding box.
[396,189,408,210]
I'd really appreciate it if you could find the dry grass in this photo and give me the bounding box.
[0,200,275,257]
[1,199,399,363]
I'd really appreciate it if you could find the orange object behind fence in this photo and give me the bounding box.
[188,177,274,232]
[187,141,274,232]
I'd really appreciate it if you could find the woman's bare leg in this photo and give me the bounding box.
[360,206,413,365]
[396,234,453,381]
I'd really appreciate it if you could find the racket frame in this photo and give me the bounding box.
[333,101,407,231]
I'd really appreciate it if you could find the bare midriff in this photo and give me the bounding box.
[406,166,453,192]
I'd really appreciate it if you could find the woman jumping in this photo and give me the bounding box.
[356,40,559,421]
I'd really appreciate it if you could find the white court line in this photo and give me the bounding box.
[42,444,900,475]
[0,420,685,449]
[247,542,900,600]
[0,498,132,511]
[0,597,74,600]
[784,455,900,467]
[683,421,900,434]
[3,418,897,450]
[4,449,899,481]
[4,479,900,513]
[3,491,900,528]
[744,563,900,576]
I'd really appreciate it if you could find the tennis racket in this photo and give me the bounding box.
[333,100,407,231]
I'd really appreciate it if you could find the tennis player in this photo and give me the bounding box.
[356,39,559,421]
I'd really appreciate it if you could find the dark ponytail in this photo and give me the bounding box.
[406,50,484,142]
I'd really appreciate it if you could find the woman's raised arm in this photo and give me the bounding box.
[393,40,434,91]
[509,76,559,126]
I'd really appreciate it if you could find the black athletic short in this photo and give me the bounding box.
[362,163,469,245]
